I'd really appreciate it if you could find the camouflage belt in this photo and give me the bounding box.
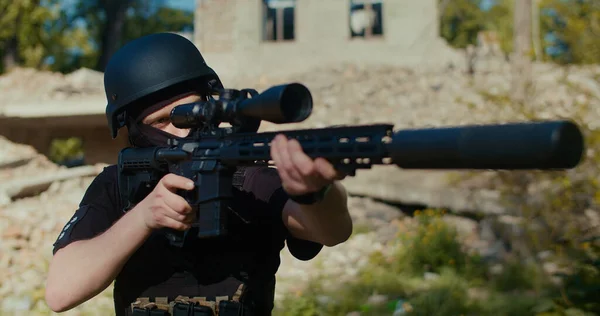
[130,284,245,316]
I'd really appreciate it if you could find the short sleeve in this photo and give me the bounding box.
[52,165,121,255]
[242,166,323,261]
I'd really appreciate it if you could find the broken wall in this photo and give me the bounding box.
[0,115,129,165]
[194,0,463,84]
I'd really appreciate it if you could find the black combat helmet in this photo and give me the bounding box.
[104,32,223,138]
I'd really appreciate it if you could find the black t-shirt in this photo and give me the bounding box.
[52,165,323,316]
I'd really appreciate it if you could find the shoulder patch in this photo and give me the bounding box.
[232,167,247,189]
[54,206,90,246]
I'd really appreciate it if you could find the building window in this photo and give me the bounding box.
[349,0,383,38]
[262,0,296,41]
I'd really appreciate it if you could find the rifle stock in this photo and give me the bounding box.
[117,83,585,247]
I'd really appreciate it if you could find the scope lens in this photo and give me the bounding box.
[170,103,205,129]
[280,83,313,122]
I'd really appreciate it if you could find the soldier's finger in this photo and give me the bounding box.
[160,215,191,231]
[288,152,323,191]
[270,135,283,165]
[155,202,188,224]
[183,212,196,224]
[314,158,338,181]
[163,194,193,215]
[160,174,195,193]
[278,138,303,182]
[288,139,316,177]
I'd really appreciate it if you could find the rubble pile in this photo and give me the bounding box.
[242,62,600,133]
[0,67,104,105]
[0,136,109,315]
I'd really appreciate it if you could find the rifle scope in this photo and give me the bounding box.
[170,83,313,128]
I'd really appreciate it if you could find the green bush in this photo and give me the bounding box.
[48,137,85,165]
[490,259,546,292]
[277,292,320,316]
[408,285,470,316]
[393,209,468,275]
[475,293,542,316]
[276,210,502,316]
[275,204,596,316]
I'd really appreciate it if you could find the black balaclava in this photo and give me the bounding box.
[124,78,216,148]
[126,91,197,148]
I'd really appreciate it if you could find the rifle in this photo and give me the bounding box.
[117,83,585,247]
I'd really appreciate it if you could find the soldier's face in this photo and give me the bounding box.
[141,94,203,137]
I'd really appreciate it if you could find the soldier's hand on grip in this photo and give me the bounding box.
[136,173,195,231]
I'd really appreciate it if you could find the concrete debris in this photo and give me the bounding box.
[0,134,108,315]
[0,67,104,106]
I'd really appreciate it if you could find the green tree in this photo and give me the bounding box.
[0,0,194,75]
[539,0,600,64]
[122,5,194,44]
[71,0,136,71]
[71,0,193,71]
[0,0,54,71]
[439,0,486,74]
[0,0,97,74]
[39,4,98,73]
[482,0,514,58]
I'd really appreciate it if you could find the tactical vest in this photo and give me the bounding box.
[130,284,248,316]
[127,167,276,316]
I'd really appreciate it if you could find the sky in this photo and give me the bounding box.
[165,0,196,12]
[60,0,196,12]
[481,0,496,11]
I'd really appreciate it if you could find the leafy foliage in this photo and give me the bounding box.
[121,5,194,44]
[438,0,600,65]
[0,0,55,71]
[0,0,193,74]
[392,209,471,275]
[539,0,600,64]
[481,0,514,56]
[48,137,85,165]
[439,0,486,49]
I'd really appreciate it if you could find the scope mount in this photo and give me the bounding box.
[169,88,265,141]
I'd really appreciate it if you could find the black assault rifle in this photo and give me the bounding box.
[117,83,585,247]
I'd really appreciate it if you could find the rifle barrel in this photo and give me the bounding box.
[387,120,584,170]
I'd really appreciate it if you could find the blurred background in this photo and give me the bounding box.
[0,0,599,315]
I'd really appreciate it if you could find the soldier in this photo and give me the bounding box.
[45,33,353,316]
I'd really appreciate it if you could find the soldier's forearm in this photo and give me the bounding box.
[45,206,153,312]
[296,181,353,246]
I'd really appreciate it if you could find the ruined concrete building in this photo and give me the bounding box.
[194,0,461,81]
[0,68,126,166]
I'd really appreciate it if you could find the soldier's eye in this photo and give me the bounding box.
[152,117,170,126]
